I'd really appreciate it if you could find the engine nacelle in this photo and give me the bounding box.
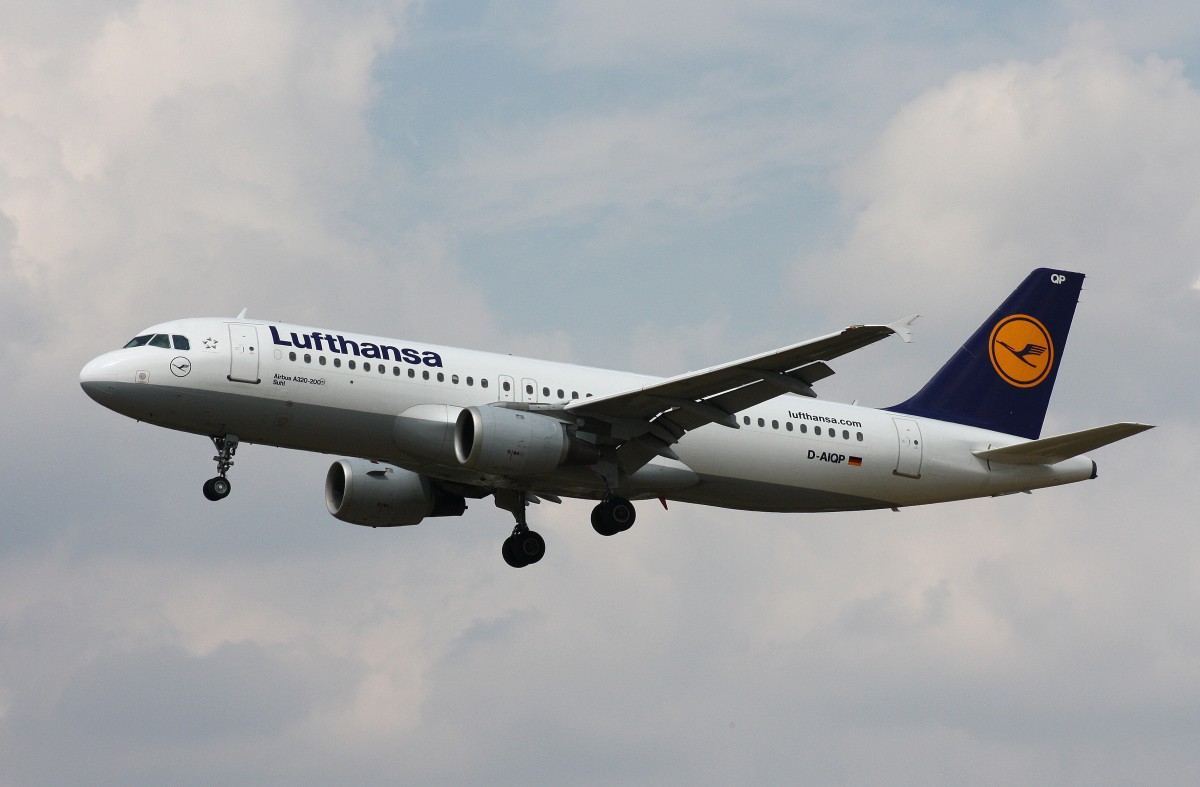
[454,406,599,475]
[325,459,466,527]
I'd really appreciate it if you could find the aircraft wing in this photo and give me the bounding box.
[563,317,915,461]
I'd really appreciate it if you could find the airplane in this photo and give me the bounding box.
[80,268,1152,567]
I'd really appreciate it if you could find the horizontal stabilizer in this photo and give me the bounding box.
[974,422,1154,465]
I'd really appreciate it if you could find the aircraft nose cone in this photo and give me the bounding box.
[80,354,118,402]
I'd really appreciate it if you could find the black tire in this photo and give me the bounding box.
[502,535,527,568]
[592,497,635,536]
[203,477,230,501]
[211,477,231,498]
[591,502,619,536]
[517,531,546,565]
[609,496,636,532]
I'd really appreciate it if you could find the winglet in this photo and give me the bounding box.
[887,314,919,343]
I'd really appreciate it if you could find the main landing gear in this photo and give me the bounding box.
[591,494,636,537]
[202,434,239,501]
[495,490,638,567]
[495,491,546,569]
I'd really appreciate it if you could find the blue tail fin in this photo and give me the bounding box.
[887,268,1083,439]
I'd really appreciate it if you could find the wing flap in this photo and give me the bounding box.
[974,422,1154,465]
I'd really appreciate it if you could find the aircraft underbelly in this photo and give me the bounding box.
[674,476,889,512]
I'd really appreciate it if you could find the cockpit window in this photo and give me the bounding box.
[148,334,171,349]
[124,335,153,348]
[172,335,190,350]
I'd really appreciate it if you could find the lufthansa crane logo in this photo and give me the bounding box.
[989,315,1053,388]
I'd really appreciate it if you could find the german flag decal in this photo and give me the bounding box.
[848,456,863,467]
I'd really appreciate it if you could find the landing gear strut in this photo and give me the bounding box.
[495,491,546,568]
[203,434,239,501]
[591,494,636,536]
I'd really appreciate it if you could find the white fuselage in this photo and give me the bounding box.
[79,317,1097,513]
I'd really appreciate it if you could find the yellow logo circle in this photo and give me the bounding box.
[988,314,1054,388]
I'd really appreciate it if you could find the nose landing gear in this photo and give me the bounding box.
[203,434,239,501]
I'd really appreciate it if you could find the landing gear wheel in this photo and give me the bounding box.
[591,495,636,536]
[494,490,547,568]
[203,476,231,501]
[502,530,545,568]
[591,505,617,536]
[516,530,545,565]
[502,535,522,568]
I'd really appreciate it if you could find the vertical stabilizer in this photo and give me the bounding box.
[887,268,1083,439]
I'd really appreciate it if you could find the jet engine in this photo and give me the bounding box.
[325,459,466,527]
[454,405,599,475]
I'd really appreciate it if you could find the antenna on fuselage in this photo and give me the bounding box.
[236,308,248,319]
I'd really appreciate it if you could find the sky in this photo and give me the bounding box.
[2,1,1199,784]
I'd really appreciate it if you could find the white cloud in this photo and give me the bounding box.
[807,28,1200,303]
[0,0,425,349]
